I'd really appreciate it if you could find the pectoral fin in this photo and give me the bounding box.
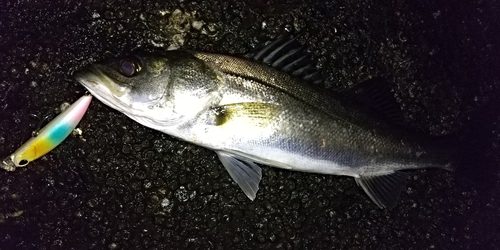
[355,171,408,209]
[217,151,262,200]
[212,102,280,127]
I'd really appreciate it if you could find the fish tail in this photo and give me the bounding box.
[452,100,500,190]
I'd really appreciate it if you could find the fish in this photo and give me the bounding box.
[75,35,463,209]
[1,95,92,171]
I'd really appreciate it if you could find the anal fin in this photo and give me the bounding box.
[217,151,262,200]
[355,171,408,209]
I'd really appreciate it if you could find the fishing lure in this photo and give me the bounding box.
[1,95,92,171]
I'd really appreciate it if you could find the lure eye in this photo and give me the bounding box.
[119,59,141,77]
[13,146,36,167]
[17,159,29,166]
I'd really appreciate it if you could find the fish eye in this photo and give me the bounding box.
[17,159,29,166]
[119,59,141,77]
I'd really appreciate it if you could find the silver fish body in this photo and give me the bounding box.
[76,45,454,209]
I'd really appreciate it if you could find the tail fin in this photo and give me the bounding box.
[454,99,500,190]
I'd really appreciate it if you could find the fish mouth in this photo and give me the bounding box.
[75,65,128,97]
[75,66,129,113]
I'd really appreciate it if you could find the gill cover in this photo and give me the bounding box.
[76,51,223,129]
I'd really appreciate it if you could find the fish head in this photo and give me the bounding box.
[75,51,222,130]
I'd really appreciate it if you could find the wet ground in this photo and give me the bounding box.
[1,0,499,249]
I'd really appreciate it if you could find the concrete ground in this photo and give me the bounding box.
[0,0,499,249]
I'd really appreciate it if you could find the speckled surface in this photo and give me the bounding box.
[1,0,499,249]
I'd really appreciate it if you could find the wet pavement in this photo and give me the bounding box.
[0,0,499,249]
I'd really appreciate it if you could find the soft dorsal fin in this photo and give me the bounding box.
[339,78,407,126]
[244,33,323,85]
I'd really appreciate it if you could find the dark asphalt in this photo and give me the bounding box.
[1,0,499,249]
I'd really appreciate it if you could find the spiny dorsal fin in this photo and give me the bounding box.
[355,171,408,209]
[244,33,323,85]
[339,78,407,126]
